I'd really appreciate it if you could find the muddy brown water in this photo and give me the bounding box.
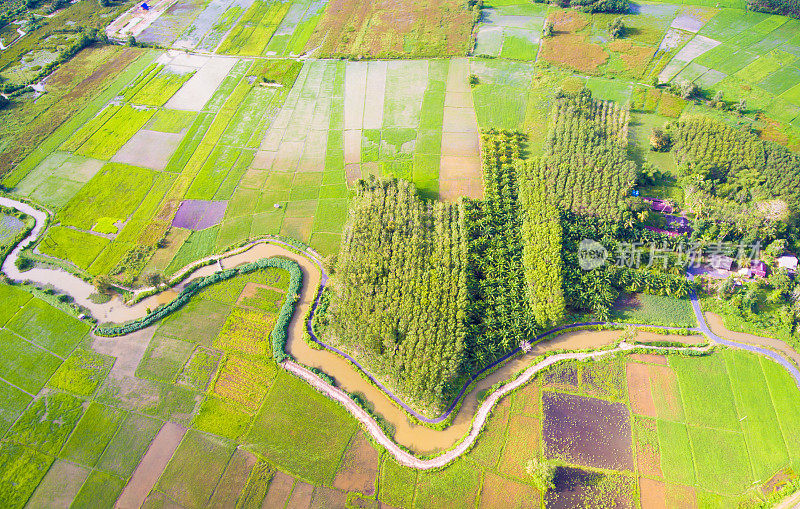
[705,312,800,369]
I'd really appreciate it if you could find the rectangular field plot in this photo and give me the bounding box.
[246,370,357,484]
[14,152,105,210]
[165,56,239,111]
[155,429,236,508]
[724,350,789,482]
[6,298,90,357]
[56,162,158,231]
[0,329,62,395]
[542,391,634,471]
[217,0,290,55]
[59,402,126,468]
[73,105,156,160]
[305,0,473,59]
[670,355,740,431]
[111,129,185,170]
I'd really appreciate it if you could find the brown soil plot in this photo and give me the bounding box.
[286,481,314,509]
[479,472,541,509]
[262,471,295,508]
[333,431,381,496]
[543,391,634,471]
[627,362,657,417]
[639,477,666,509]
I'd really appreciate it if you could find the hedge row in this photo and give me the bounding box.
[95,258,303,350]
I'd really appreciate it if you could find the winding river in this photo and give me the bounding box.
[2,197,800,468]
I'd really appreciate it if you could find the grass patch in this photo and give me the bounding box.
[657,419,696,486]
[656,93,688,117]
[70,470,127,509]
[670,354,739,430]
[212,353,277,411]
[156,297,231,345]
[59,402,126,468]
[689,426,752,495]
[164,226,220,278]
[6,297,90,357]
[156,429,236,508]
[74,104,155,160]
[146,109,197,133]
[6,392,84,455]
[246,370,357,485]
[96,412,163,478]
[38,226,109,271]
[0,329,63,394]
[131,68,195,106]
[379,456,418,508]
[193,394,253,441]
[0,285,32,325]
[415,459,483,509]
[612,294,696,327]
[47,349,114,396]
[57,162,157,230]
[761,357,800,467]
[177,347,220,391]
[0,382,32,437]
[0,442,54,509]
[136,335,196,382]
[725,349,789,482]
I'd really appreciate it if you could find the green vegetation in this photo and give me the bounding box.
[59,402,125,467]
[247,371,357,485]
[6,392,84,455]
[47,349,114,396]
[324,177,468,412]
[0,442,53,509]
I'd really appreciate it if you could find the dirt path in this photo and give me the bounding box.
[116,421,186,508]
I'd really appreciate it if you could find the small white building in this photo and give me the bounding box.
[777,255,798,271]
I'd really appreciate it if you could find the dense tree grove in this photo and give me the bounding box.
[538,90,637,221]
[560,213,692,320]
[327,177,469,412]
[746,0,800,18]
[519,159,566,329]
[464,131,533,369]
[671,116,800,242]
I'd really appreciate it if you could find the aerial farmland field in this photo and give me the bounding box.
[2,0,800,506]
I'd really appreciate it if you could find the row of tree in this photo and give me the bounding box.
[519,158,566,330]
[463,131,533,369]
[539,90,637,221]
[328,177,469,411]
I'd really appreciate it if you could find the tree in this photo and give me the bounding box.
[649,127,671,152]
[93,275,114,295]
[679,80,698,99]
[736,98,747,114]
[542,20,554,37]
[145,272,164,288]
[0,95,8,110]
[525,458,557,492]
[608,17,625,38]
[127,34,137,47]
